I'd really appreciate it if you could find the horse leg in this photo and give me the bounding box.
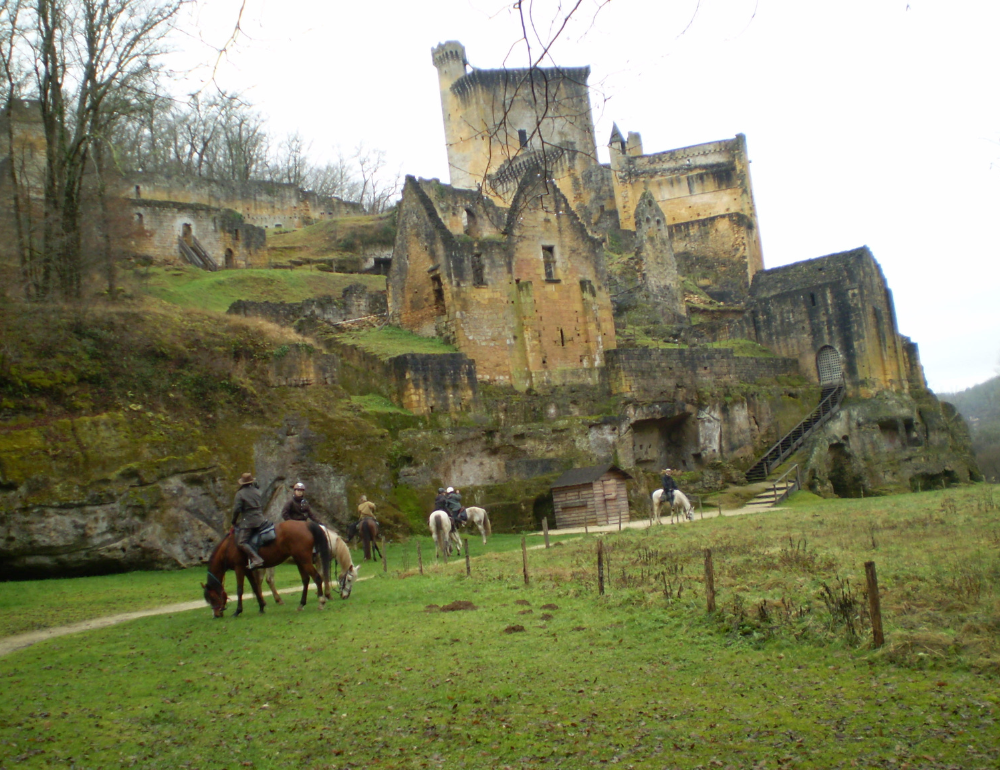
[248,569,267,613]
[265,567,284,605]
[234,568,245,617]
[297,564,310,611]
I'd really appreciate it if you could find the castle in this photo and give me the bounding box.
[388,41,918,400]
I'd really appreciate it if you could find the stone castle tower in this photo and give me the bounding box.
[431,41,598,202]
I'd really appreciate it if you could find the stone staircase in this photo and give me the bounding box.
[178,236,218,271]
[745,383,845,483]
[741,466,800,511]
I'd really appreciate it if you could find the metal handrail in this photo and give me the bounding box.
[770,463,801,504]
[746,383,844,482]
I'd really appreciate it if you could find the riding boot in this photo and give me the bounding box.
[240,542,264,570]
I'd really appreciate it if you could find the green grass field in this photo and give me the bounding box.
[131,265,386,314]
[1,487,998,769]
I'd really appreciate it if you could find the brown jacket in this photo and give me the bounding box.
[232,485,267,529]
[357,500,377,519]
[282,496,318,523]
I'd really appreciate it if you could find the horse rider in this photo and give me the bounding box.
[357,494,378,525]
[433,487,448,514]
[444,486,465,530]
[281,482,319,523]
[661,467,679,506]
[232,472,267,569]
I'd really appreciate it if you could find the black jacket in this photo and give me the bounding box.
[662,475,678,493]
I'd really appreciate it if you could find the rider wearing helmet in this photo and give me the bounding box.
[281,482,319,523]
[444,486,465,529]
[433,487,448,513]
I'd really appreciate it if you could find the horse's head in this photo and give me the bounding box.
[202,572,228,618]
[345,521,358,543]
[338,565,358,600]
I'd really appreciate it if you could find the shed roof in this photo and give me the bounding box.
[551,463,632,490]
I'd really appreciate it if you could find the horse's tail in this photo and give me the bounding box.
[362,523,372,561]
[308,521,332,589]
[433,513,446,554]
[483,510,492,536]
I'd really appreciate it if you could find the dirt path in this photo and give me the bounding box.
[0,581,363,659]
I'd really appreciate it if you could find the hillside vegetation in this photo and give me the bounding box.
[942,375,1000,480]
[265,213,396,266]
[130,264,386,313]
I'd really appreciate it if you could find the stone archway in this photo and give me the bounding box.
[816,345,843,386]
[224,248,234,269]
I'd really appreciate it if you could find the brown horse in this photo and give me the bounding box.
[202,520,331,618]
[346,517,382,561]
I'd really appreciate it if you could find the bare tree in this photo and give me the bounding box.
[303,148,362,201]
[353,142,399,214]
[19,0,182,299]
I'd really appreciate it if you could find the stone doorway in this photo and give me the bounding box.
[816,345,843,386]
[630,412,695,471]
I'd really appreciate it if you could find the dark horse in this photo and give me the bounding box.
[202,520,331,618]
[346,517,382,561]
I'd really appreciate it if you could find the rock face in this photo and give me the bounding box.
[0,468,228,579]
[800,390,981,496]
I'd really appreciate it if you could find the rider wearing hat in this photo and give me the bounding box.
[232,472,267,569]
[281,482,319,523]
[661,468,679,506]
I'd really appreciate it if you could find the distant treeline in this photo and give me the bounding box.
[943,375,1000,482]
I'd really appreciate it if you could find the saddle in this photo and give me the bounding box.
[249,522,277,552]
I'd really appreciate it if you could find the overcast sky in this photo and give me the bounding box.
[171,0,1000,395]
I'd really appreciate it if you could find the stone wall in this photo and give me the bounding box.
[329,338,479,416]
[132,200,266,268]
[228,284,388,328]
[740,247,912,396]
[606,347,800,400]
[126,174,362,231]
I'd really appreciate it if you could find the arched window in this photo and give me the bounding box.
[816,345,843,386]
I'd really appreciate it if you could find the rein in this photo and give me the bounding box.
[206,571,224,591]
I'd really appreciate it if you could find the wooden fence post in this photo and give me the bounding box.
[464,538,471,577]
[543,516,550,548]
[521,536,529,585]
[717,503,722,518]
[597,539,605,596]
[381,537,387,573]
[417,541,423,575]
[704,548,716,612]
[865,560,885,648]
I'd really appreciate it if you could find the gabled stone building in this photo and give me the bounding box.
[388,174,616,390]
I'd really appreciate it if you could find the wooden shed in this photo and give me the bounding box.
[550,464,632,529]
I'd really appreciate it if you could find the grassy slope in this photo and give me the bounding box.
[266,214,396,265]
[132,264,386,313]
[1,486,998,769]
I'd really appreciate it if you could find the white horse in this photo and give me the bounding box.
[651,488,694,524]
[264,524,358,601]
[429,509,462,559]
[460,506,492,544]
